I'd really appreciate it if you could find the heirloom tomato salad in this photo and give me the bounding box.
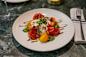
[23,13,60,43]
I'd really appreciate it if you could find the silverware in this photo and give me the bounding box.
[76,9,85,40]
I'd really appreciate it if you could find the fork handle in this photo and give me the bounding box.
[79,20,85,40]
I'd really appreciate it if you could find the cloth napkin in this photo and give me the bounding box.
[70,8,86,44]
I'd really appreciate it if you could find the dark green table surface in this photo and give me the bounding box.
[0,0,86,57]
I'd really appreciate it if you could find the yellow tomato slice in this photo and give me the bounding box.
[27,20,33,30]
[39,32,49,43]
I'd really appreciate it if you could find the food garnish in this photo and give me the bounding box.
[23,13,61,43]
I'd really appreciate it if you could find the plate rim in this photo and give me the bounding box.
[12,8,75,52]
[2,0,29,3]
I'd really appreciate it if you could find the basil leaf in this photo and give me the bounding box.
[37,20,42,25]
[37,19,47,25]
[55,25,60,28]
[23,28,29,32]
[49,36,55,41]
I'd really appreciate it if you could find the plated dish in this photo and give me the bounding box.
[12,8,74,52]
[2,0,29,3]
[23,13,61,43]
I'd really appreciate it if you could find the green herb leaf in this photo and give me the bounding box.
[49,36,55,41]
[23,27,29,32]
[55,25,60,28]
[37,29,42,33]
[37,20,42,25]
[37,19,47,25]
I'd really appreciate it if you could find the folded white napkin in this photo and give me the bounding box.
[70,8,86,44]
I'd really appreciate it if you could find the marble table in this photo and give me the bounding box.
[0,0,86,57]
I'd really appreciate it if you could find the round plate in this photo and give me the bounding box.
[12,8,74,52]
[2,0,29,3]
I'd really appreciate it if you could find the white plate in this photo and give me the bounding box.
[2,0,29,3]
[12,8,74,52]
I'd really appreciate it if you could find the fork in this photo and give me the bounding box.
[76,9,85,40]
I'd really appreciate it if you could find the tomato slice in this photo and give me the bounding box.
[53,28,60,35]
[33,13,44,19]
[28,28,39,40]
[47,27,54,33]
[47,26,60,36]
[50,17,56,22]
[48,21,56,27]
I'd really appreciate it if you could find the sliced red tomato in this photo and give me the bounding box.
[33,13,44,19]
[28,28,39,40]
[48,21,56,27]
[54,28,60,35]
[48,17,57,27]
[47,27,54,33]
[47,26,60,36]
[50,17,56,22]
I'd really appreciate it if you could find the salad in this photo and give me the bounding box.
[23,13,60,43]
